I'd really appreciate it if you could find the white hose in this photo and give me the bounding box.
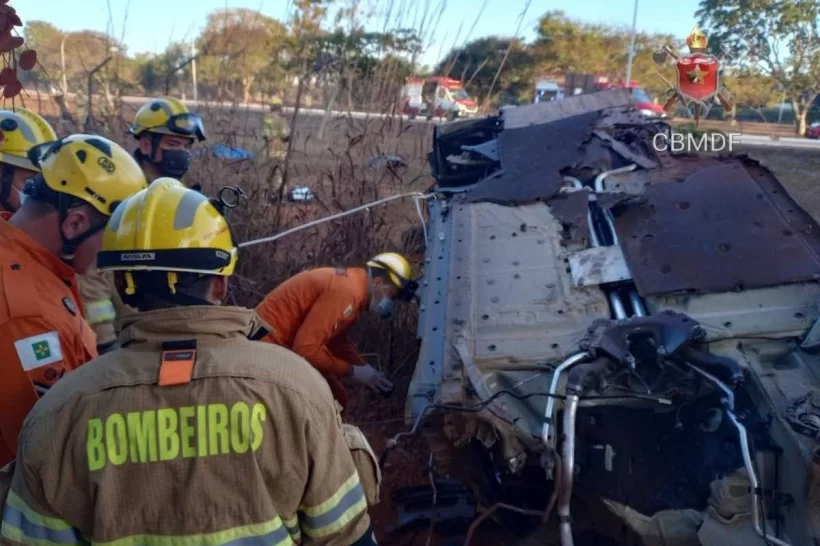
[238,191,436,248]
[541,352,591,446]
[594,164,637,193]
[686,364,792,546]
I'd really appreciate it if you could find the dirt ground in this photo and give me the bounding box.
[736,147,820,221]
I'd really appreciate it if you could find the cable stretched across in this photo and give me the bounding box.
[238,191,436,249]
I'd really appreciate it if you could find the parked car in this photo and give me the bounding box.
[806,122,820,139]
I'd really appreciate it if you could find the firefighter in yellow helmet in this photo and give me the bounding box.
[0,108,57,214]
[129,96,206,183]
[261,94,291,199]
[0,134,146,467]
[255,252,417,410]
[0,179,378,546]
[78,97,207,354]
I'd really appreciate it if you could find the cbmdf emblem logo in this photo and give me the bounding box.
[652,25,734,126]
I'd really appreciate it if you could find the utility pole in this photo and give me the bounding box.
[625,0,639,85]
[60,34,68,96]
[191,42,198,102]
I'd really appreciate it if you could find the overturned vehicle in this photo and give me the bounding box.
[406,89,820,545]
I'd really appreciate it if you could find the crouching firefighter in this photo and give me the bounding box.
[255,253,418,410]
[0,179,379,545]
[77,96,208,354]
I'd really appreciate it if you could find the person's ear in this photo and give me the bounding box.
[139,137,157,160]
[60,208,94,240]
[210,276,229,303]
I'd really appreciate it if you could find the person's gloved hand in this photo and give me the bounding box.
[350,364,393,394]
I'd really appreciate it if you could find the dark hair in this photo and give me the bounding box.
[23,174,108,223]
[23,193,107,224]
[114,270,217,311]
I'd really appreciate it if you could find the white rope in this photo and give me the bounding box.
[238,191,436,249]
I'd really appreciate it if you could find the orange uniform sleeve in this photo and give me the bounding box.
[0,316,83,467]
[327,335,366,366]
[291,283,363,378]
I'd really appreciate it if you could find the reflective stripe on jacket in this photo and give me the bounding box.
[77,266,136,348]
[0,213,96,468]
[0,306,372,545]
[262,113,291,160]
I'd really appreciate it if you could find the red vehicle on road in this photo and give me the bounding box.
[806,122,820,139]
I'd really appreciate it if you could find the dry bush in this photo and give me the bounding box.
[178,95,435,367]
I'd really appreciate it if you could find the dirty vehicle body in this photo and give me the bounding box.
[407,89,820,545]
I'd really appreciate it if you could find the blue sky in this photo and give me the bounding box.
[20,0,703,67]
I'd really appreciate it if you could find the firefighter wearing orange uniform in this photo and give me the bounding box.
[255,253,417,409]
[0,135,148,468]
[0,108,58,214]
[0,180,377,545]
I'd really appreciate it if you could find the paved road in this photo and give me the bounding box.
[734,134,820,149]
[120,96,820,150]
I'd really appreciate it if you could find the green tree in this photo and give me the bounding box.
[197,8,287,102]
[532,11,675,101]
[721,69,780,121]
[436,36,535,106]
[137,42,191,96]
[696,0,820,135]
[21,21,63,90]
[534,11,622,73]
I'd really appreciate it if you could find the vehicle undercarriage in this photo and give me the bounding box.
[403,89,820,545]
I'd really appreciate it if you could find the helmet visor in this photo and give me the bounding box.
[148,113,207,142]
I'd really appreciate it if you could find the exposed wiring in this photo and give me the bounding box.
[463,502,543,546]
[426,453,438,546]
[542,452,563,524]
[238,191,436,249]
[382,389,672,466]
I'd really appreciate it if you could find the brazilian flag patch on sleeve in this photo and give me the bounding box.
[14,331,64,371]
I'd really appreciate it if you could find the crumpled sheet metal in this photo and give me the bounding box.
[502,88,631,129]
[465,111,602,204]
[582,310,704,364]
[465,89,658,206]
[614,158,820,296]
[546,189,590,248]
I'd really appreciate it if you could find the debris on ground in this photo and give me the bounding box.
[367,154,408,170]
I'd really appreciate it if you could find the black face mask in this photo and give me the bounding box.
[155,148,192,179]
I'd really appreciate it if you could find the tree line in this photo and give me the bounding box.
[18,0,819,134]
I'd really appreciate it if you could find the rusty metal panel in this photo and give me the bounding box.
[614,159,820,296]
[547,190,590,248]
[465,111,601,204]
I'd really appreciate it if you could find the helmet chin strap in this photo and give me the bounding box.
[57,194,106,267]
[0,165,17,212]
